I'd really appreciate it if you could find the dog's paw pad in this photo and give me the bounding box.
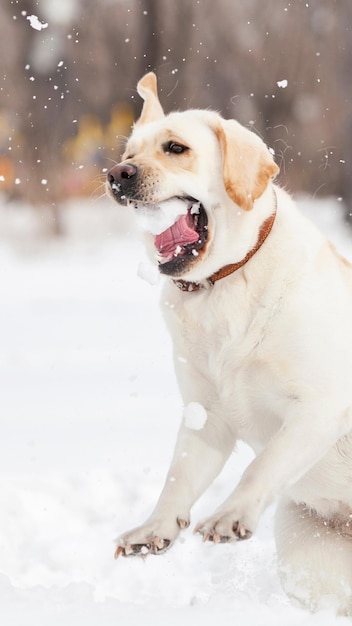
[195,519,252,544]
[114,543,146,558]
[197,529,231,544]
[114,537,171,559]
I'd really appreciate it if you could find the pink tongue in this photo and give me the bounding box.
[154,214,199,257]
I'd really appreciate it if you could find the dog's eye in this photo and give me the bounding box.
[163,141,189,155]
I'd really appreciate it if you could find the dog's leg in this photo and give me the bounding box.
[196,406,352,542]
[275,498,352,616]
[115,418,236,557]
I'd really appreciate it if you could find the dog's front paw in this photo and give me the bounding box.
[115,515,190,558]
[195,514,252,544]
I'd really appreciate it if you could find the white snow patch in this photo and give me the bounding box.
[183,402,208,431]
[133,198,189,235]
[137,261,160,286]
[26,14,49,31]
[277,79,288,89]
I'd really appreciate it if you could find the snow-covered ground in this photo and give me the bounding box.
[0,195,351,625]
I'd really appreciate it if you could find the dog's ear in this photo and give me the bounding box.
[214,118,279,211]
[135,72,164,126]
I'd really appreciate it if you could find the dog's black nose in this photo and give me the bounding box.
[107,163,137,187]
[107,163,138,203]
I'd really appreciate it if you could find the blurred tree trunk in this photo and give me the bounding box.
[139,0,160,74]
[2,0,69,233]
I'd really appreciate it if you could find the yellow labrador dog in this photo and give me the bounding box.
[107,73,352,615]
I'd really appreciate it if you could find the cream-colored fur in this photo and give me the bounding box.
[108,73,352,615]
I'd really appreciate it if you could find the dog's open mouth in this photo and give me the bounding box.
[132,197,208,276]
[155,198,207,260]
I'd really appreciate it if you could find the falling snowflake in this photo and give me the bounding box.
[26,14,48,31]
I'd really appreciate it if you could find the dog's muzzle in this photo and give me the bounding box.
[107,164,209,278]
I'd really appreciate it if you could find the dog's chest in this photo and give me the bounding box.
[163,284,284,447]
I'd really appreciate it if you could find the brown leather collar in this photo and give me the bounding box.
[173,193,277,292]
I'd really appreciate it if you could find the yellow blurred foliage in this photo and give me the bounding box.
[61,102,134,196]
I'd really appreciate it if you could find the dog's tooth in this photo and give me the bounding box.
[190,201,201,215]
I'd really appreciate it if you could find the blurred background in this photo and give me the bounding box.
[1,0,352,236]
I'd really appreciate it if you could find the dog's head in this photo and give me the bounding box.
[107,73,279,281]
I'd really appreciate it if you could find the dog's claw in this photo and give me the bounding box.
[153,537,165,550]
[177,517,190,529]
[115,543,135,558]
[149,538,171,554]
[114,545,124,559]
[124,543,134,556]
[232,522,252,540]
